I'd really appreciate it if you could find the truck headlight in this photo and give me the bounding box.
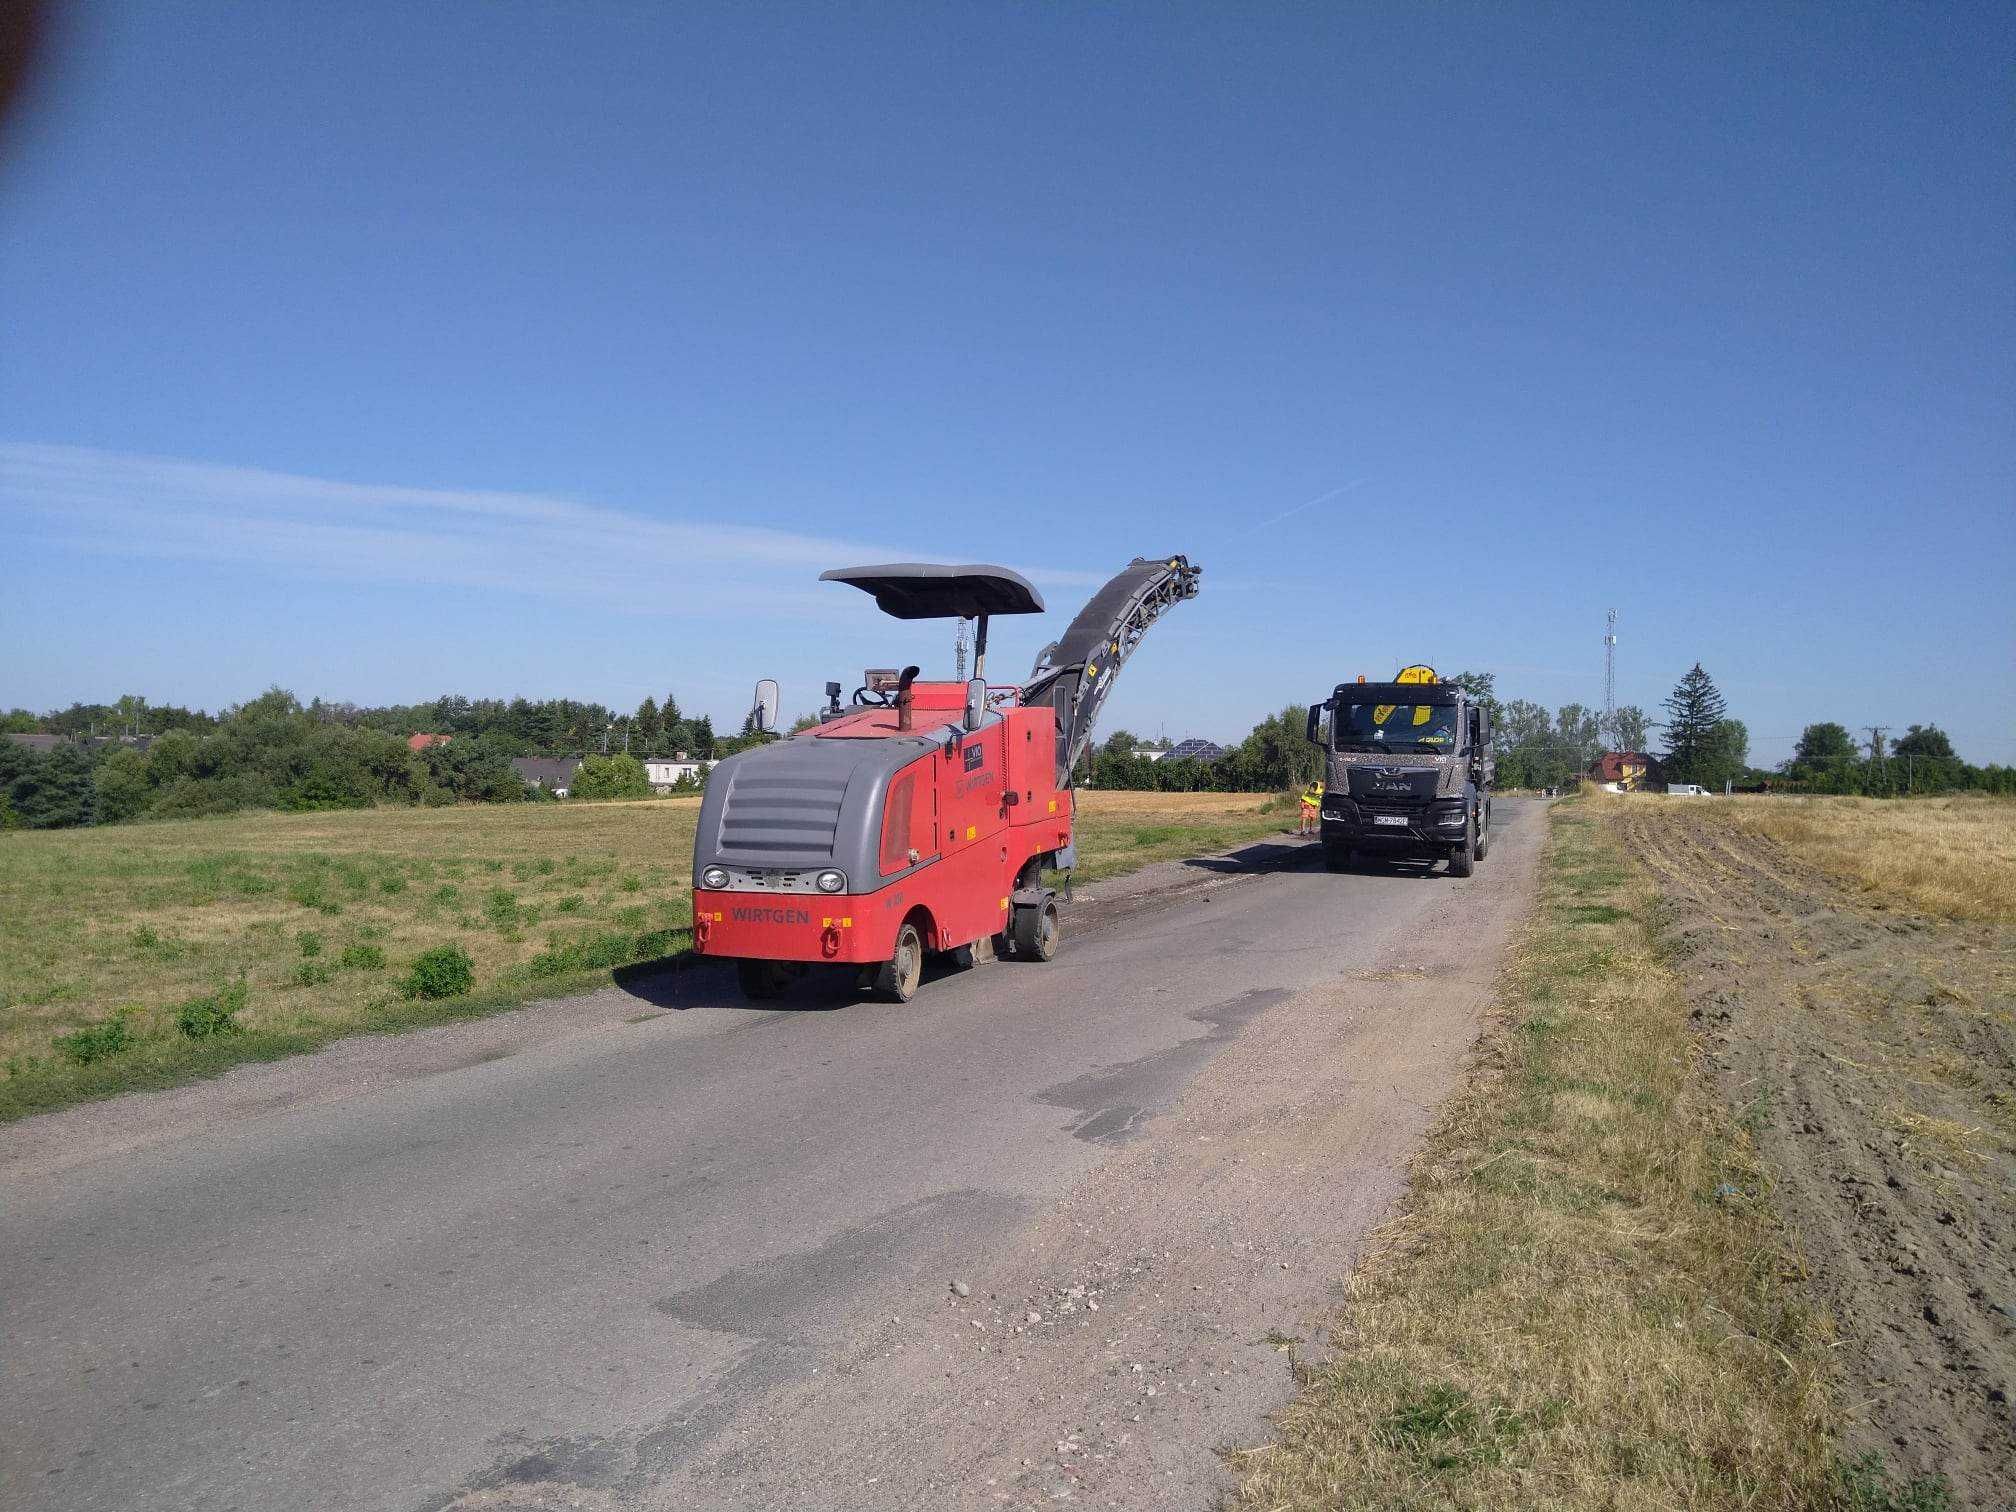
[701,866,730,889]
[1435,808,1467,826]
[816,869,846,893]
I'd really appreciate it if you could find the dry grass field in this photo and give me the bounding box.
[1709,792,2016,924]
[0,788,1291,1118]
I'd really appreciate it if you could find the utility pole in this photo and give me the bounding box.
[1602,609,1617,747]
[954,617,970,679]
[1863,725,1886,792]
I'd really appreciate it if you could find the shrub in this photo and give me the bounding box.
[338,943,385,971]
[571,754,652,800]
[297,931,324,958]
[56,1013,134,1065]
[403,944,475,1000]
[485,888,522,928]
[176,982,248,1039]
[291,960,335,987]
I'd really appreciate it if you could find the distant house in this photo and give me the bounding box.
[1591,751,1664,792]
[642,758,707,793]
[1164,738,1227,763]
[1131,747,1169,763]
[407,733,453,752]
[511,757,582,797]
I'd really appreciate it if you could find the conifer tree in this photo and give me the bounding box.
[1661,663,1728,783]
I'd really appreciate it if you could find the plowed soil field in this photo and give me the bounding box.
[1615,803,2015,1504]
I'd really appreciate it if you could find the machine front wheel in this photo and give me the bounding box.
[736,959,791,1001]
[872,922,925,1002]
[1012,897,1060,961]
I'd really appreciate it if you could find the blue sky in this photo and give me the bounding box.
[2,2,2011,764]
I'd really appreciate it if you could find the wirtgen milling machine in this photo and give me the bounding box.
[692,556,1201,1001]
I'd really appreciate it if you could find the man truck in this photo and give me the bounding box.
[1304,664,1494,876]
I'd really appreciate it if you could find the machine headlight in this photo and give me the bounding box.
[815,869,846,893]
[701,866,730,890]
[1435,808,1468,826]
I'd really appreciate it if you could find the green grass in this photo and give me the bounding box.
[0,798,705,1121]
[1064,790,1297,881]
[1,788,1297,1121]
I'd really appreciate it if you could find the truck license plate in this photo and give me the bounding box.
[1373,815,1407,826]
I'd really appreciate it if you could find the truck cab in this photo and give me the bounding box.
[1305,667,1494,876]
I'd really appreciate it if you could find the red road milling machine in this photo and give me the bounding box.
[691,556,1202,1001]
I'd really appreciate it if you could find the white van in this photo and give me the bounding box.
[1666,783,1710,797]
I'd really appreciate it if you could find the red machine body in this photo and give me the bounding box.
[691,556,1198,1000]
[692,686,1069,968]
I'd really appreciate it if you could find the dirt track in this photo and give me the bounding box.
[1616,804,2016,1504]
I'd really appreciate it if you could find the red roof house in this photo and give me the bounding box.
[1591,751,1663,790]
[407,733,453,752]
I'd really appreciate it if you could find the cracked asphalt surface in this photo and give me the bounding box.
[1,801,1543,1512]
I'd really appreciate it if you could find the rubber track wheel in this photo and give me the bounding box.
[1012,898,1060,961]
[872,922,925,1002]
[737,959,788,1001]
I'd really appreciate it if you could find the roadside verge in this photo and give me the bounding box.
[1234,798,1847,1509]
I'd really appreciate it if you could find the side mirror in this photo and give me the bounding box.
[751,678,780,734]
[964,677,987,730]
[1305,704,1325,745]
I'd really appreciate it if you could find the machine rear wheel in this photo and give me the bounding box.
[1012,897,1060,961]
[872,922,925,1002]
[736,959,790,1001]
[1474,804,1492,861]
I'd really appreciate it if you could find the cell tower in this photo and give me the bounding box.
[953,617,970,678]
[1603,608,1618,741]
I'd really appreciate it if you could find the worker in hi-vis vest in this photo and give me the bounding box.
[1298,778,1323,836]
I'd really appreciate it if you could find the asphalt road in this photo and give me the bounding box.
[1,801,1545,1512]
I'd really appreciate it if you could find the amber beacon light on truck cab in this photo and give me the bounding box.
[692,556,1201,1002]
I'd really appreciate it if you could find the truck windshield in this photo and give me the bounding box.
[1334,701,1460,751]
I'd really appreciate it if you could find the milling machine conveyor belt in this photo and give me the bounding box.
[1020,555,1202,788]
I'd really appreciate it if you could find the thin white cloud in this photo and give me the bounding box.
[0,442,1101,612]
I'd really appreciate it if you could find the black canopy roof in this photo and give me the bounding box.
[819,563,1045,619]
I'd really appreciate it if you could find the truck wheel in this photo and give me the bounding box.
[1324,844,1353,872]
[871,922,925,1002]
[1012,897,1060,961]
[736,959,790,1001]
[1449,816,1476,878]
[1474,805,1492,861]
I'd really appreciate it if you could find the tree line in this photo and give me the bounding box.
[0,687,739,830]
[5,667,2006,831]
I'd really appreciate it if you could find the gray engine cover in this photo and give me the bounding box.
[693,734,939,890]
